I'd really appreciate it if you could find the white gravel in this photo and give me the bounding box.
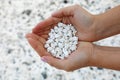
[0,0,120,80]
[45,23,78,59]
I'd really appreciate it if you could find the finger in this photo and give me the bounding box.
[26,33,48,42]
[36,23,59,39]
[41,56,67,70]
[32,17,61,34]
[36,34,48,40]
[62,17,72,24]
[52,5,76,18]
[36,25,51,32]
[26,37,50,56]
[36,30,50,35]
[26,33,46,44]
[30,34,49,41]
[32,22,58,36]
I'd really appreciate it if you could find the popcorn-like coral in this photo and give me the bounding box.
[44,23,78,59]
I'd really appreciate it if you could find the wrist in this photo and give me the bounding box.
[88,44,120,70]
[86,43,97,67]
[90,14,108,41]
[87,14,102,41]
[93,6,120,40]
[88,44,99,66]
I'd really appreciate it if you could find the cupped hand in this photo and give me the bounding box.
[32,4,97,42]
[26,33,94,71]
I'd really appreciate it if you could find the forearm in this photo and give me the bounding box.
[94,5,120,40]
[90,45,120,70]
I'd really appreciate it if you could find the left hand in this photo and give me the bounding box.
[26,33,94,71]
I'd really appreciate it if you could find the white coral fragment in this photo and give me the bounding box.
[44,22,78,59]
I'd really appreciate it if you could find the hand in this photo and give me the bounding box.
[26,33,94,71]
[26,5,120,71]
[32,4,97,42]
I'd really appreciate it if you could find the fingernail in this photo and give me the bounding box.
[41,57,47,62]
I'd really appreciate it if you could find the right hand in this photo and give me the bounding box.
[26,33,94,71]
[32,4,97,42]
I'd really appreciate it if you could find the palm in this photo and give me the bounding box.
[26,33,50,57]
[32,6,94,41]
[59,12,94,41]
[26,5,95,71]
[26,33,93,71]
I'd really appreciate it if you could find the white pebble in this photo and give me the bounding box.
[44,22,78,59]
[46,39,53,43]
[44,43,49,48]
[50,43,55,48]
[47,47,52,52]
[58,42,63,48]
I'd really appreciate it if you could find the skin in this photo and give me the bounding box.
[26,5,120,71]
[26,34,93,71]
[90,45,120,70]
[32,5,96,41]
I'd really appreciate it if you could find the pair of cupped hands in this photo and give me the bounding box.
[26,5,108,71]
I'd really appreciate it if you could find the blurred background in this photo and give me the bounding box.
[0,0,120,80]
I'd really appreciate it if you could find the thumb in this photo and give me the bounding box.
[52,5,77,18]
[41,56,66,70]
